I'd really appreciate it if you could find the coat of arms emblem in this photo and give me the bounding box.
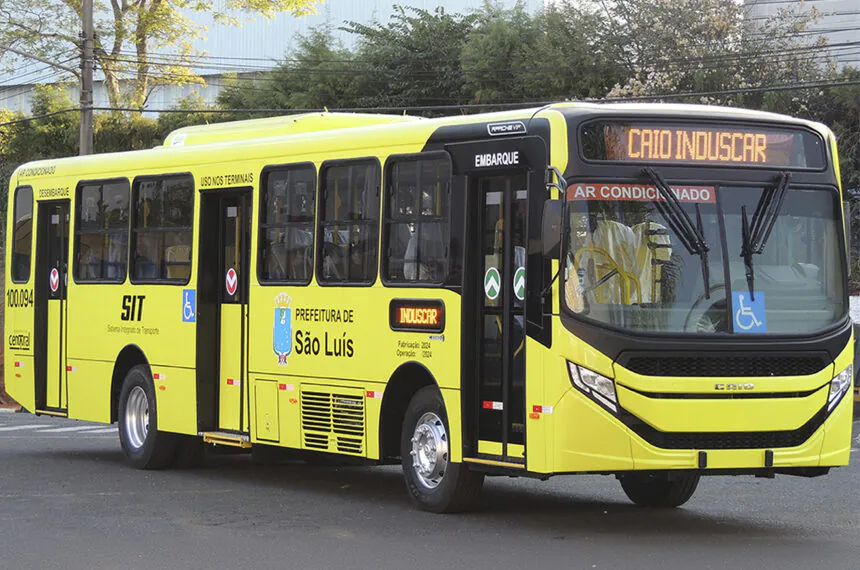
[273,293,292,365]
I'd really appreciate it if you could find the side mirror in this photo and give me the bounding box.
[542,199,562,258]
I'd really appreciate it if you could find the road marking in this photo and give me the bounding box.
[86,428,117,434]
[0,424,52,431]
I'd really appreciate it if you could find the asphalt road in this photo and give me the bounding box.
[1,410,858,570]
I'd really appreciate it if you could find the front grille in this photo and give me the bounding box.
[623,355,826,377]
[657,431,805,450]
[624,408,825,450]
[300,388,365,456]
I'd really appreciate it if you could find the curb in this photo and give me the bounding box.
[0,406,21,413]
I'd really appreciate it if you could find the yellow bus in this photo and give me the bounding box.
[4,103,854,512]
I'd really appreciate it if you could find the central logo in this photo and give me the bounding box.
[273,293,292,366]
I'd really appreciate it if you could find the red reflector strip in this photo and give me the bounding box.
[66,366,76,372]
[366,390,382,399]
[14,362,22,368]
[226,379,237,386]
[279,383,287,391]
[532,405,554,414]
[482,401,503,411]
[153,373,165,380]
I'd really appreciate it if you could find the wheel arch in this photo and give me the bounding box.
[110,344,150,423]
[379,361,438,460]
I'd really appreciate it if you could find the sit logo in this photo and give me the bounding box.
[273,293,293,366]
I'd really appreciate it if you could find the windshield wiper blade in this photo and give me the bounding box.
[740,172,791,300]
[643,167,711,297]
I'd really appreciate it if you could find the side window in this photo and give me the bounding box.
[131,175,194,283]
[383,156,451,284]
[317,160,380,284]
[259,165,316,284]
[11,186,33,282]
[74,180,129,282]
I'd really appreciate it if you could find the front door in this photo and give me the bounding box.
[474,173,528,461]
[200,190,252,433]
[34,200,70,413]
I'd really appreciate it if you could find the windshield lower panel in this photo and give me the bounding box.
[563,182,846,335]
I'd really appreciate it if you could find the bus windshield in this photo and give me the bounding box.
[563,181,846,335]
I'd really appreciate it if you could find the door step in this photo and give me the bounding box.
[201,431,251,448]
[463,457,525,469]
[35,409,67,418]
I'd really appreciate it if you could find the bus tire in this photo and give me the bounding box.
[400,386,484,513]
[118,364,178,470]
[618,472,700,508]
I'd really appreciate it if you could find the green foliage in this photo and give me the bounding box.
[217,26,360,115]
[345,6,478,111]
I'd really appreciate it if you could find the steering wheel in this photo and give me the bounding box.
[683,285,728,333]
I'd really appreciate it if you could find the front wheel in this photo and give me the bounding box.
[118,364,178,469]
[401,386,484,513]
[618,472,700,508]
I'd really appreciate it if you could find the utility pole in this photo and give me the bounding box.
[80,0,94,156]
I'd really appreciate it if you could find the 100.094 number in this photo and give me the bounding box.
[6,289,34,308]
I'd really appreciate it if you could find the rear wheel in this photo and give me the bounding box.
[618,472,700,508]
[118,364,178,469]
[400,386,484,513]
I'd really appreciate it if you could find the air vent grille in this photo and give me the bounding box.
[623,355,826,377]
[300,387,365,456]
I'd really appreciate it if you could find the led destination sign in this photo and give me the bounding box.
[581,121,825,169]
[389,299,445,333]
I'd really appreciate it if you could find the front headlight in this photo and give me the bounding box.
[567,362,617,413]
[827,364,853,412]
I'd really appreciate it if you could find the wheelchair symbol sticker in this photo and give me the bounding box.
[732,292,766,333]
[182,289,196,323]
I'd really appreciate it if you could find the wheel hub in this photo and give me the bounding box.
[410,412,448,489]
[125,386,149,450]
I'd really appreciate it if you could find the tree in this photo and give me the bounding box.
[599,0,830,107]
[344,6,478,111]
[804,67,860,191]
[0,0,321,108]
[461,1,626,104]
[217,26,359,115]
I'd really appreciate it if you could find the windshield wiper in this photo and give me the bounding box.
[643,167,711,298]
[740,172,791,301]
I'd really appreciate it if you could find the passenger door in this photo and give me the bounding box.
[199,189,252,433]
[472,173,528,462]
[34,200,70,414]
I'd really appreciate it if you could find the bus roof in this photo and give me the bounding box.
[12,102,832,182]
[162,112,423,148]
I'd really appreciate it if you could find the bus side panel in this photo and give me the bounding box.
[4,356,35,413]
[524,337,549,472]
[66,359,112,423]
[151,365,197,436]
[248,285,462,460]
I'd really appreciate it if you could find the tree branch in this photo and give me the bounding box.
[0,43,80,76]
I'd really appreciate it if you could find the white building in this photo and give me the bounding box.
[0,0,544,115]
[744,0,859,70]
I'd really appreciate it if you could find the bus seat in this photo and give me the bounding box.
[580,219,639,304]
[165,245,191,279]
[633,222,672,303]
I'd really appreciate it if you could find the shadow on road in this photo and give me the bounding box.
[12,445,818,541]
